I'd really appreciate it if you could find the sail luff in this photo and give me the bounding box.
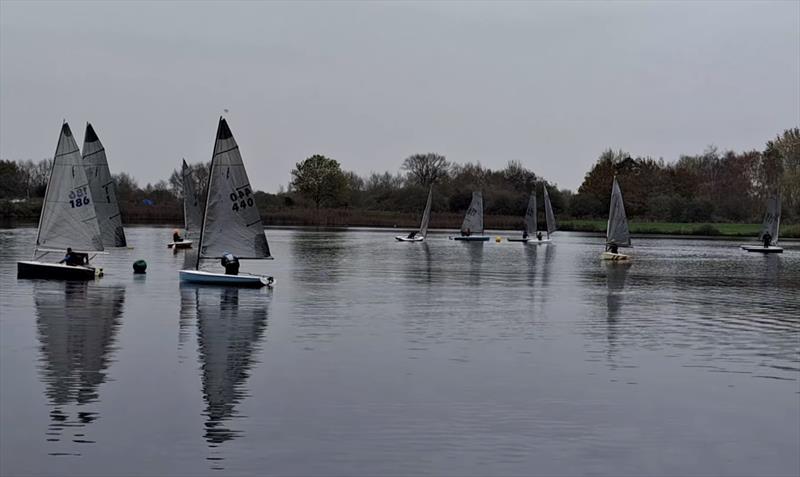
[543,186,557,238]
[419,186,433,238]
[524,193,537,236]
[33,127,60,257]
[82,123,126,247]
[759,194,781,245]
[194,121,219,270]
[606,177,631,247]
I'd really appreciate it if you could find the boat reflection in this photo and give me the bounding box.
[34,281,125,448]
[604,261,632,361]
[182,284,270,450]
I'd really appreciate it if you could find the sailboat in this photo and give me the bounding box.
[396,185,433,242]
[741,194,783,253]
[82,123,127,248]
[178,117,275,287]
[600,177,631,261]
[450,191,490,241]
[169,159,203,250]
[541,185,557,243]
[507,192,536,242]
[17,123,105,280]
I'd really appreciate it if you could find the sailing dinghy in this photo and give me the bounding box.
[450,191,490,241]
[600,177,631,261]
[396,185,433,242]
[17,123,105,280]
[507,192,537,242]
[179,117,274,287]
[82,123,127,248]
[741,194,783,253]
[541,186,557,243]
[169,159,203,249]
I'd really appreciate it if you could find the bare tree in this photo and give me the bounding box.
[401,153,449,186]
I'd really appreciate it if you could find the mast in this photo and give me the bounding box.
[194,118,221,271]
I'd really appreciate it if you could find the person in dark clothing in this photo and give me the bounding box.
[59,248,85,266]
[607,243,619,254]
[407,231,418,239]
[762,232,772,248]
[536,232,543,241]
[173,229,183,242]
[522,230,529,239]
[221,252,240,275]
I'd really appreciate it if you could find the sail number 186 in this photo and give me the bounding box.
[69,187,91,208]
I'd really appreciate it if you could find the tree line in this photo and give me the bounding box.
[1,128,797,224]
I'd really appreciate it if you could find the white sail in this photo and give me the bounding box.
[606,177,631,247]
[543,186,557,237]
[460,191,484,234]
[182,159,203,236]
[419,186,433,238]
[524,193,537,236]
[82,123,126,247]
[197,118,271,261]
[36,123,104,253]
[759,194,781,245]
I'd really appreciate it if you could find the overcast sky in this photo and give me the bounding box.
[1,1,798,192]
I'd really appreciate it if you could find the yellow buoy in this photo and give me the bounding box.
[495,236,502,243]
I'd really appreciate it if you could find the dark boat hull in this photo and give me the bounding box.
[17,261,99,280]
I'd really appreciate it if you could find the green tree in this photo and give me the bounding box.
[401,153,449,186]
[291,155,348,209]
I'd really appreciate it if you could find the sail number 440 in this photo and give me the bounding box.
[230,187,254,212]
[69,187,91,208]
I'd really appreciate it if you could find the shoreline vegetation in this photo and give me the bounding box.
[2,199,797,238]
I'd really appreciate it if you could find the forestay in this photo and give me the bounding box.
[543,186,557,237]
[182,159,203,236]
[36,123,103,253]
[606,177,631,247]
[197,118,271,261]
[82,123,126,247]
[524,193,537,236]
[460,191,484,234]
[759,195,781,245]
[419,186,433,238]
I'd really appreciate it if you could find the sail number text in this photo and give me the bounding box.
[230,186,254,212]
[69,187,91,208]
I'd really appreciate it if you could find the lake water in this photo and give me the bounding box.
[1,226,798,476]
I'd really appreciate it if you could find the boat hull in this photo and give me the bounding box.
[450,236,490,242]
[741,245,783,254]
[167,240,193,249]
[506,237,552,244]
[17,261,100,280]
[179,269,274,288]
[600,252,630,261]
[395,235,424,242]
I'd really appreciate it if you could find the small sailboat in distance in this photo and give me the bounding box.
[542,185,557,243]
[179,117,274,287]
[600,177,631,261]
[741,194,783,253]
[82,123,127,248]
[169,159,203,250]
[450,191,490,241]
[396,185,433,242]
[18,122,105,280]
[507,192,536,243]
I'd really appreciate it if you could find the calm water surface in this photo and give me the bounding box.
[1,226,798,476]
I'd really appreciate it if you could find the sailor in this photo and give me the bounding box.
[221,252,240,275]
[536,231,543,241]
[460,228,471,237]
[523,230,529,239]
[607,243,619,254]
[173,229,183,243]
[407,231,418,239]
[762,232,772,248]
[59,248,83,266]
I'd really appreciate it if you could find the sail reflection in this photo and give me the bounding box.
[34,281,125,445]
[604,261,631,360]
[185,285,270,446]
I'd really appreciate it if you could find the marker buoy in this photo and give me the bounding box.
[133,260,147,274]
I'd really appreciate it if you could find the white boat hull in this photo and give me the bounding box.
[167,240,193,249]
[741,245,783,254]
[395,235,425,242]
[17,261,102,280]
[179,269,274,288]
[450,235,490,242]
[600,252,630,261]
[506,237,552,244]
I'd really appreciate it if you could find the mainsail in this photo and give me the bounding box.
[759,194,781,245]
[606,177,631,247]
[182,159,203,236]
[419,186,433,238]
[460,191,484,234]
[196,117,271,264]
[82,123,126,247]
[543,186,557,237]
[36,123,103,252]
[524,193,537,236]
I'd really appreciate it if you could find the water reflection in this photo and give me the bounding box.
[34,281,125,451]
[183,284,270,463]
[604,262,632,361]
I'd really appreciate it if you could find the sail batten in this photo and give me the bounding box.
[606,177,631,247]
[196,118,271,264]
[524,193,537,236]
[82,123,126,247]
[543,186,557,237]
[460,191,484,235]
[759,194,781,245]
[36,123,104,253]
[419,186,433,238]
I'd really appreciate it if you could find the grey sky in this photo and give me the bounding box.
[1,1,798,193]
